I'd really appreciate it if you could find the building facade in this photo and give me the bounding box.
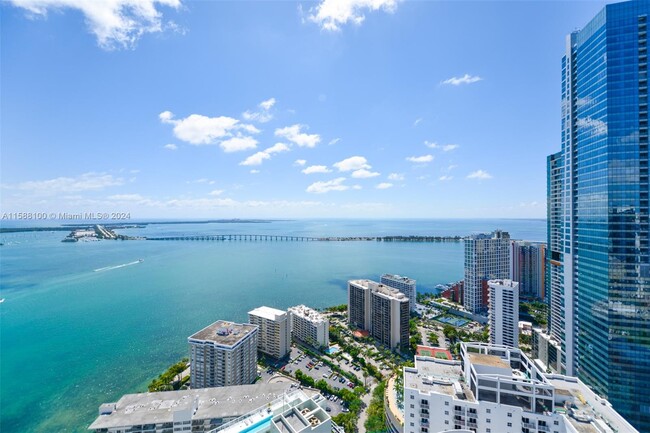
[510,241,546,299]
[248,306,291,359]
[188,321,258,389]
[380,274,417,311]
[288,305,329,349]
[464,230,511,314]
[547,2,650,429]
[348,280,409,350]
[488,279,519,348]
[403,342,638,433]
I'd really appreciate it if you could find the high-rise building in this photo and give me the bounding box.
[380,274,417,311]
[248,306,291,359]
[488,279,519,348]
[402,342,639,433]
[510,241,546,299]
[348,280,409,350]
[288,305,329,349]
[188,320,258,389]
[464,230,511,314]
[547,2,650,429]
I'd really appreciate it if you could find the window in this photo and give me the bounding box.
[486,429,491,433]
[554,421,559,425]
[507,422,512,427]
[410,414,414,418]
[486,408,491,413]
[410,422,414,427]
[444,411,449,415]
[410,404,414,408]
[487,419,491,423]
[507,413,512,417]
[444,401,449,406]
[444,421,449,425]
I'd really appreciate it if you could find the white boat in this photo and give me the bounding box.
[0,298,5,303]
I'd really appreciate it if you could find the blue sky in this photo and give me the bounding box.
[1,0,612,219]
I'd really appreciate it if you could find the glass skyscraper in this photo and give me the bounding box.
[547,1,650,430]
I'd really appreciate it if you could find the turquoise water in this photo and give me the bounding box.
[0,219,545,432]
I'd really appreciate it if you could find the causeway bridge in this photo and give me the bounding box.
[145,235,463,242]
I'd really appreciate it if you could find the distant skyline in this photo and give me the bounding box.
[1,0,613,218]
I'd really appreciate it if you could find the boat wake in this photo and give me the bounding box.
[94,259,143,272]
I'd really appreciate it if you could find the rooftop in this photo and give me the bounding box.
[487,279,519,289]
[468,352,511,369]
[349,279,408,302]
[249,306,287,322]
[381,274,416,285]
[189,320,258,347]
[403,356,475,401]
[212,390,330,433]
[88,383,293,430]
[288,305,327,324]
[546,375,639,433]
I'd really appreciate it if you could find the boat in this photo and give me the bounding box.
[138,258,144,263]
[0,298,5,303]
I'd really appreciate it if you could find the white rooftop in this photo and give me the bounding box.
[288,305,327,324]
[249,306,288,321]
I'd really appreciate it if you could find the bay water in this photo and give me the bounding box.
[0,219,545,432]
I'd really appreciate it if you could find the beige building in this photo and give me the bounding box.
[188,320,258,389]
[348,279,409,350]
[248,306,291,359]
[288,305,329,349]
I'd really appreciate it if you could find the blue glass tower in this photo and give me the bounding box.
[548,1,650,430]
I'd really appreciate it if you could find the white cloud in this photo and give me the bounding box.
[376,182,393,189]
[307,0,399,31]
[294,159,307,166]
[239,151,270,166]
[163,143,178,150]
[351,169,380,178]
[333,156,370,172]
[441,74,483,86]
[406,154,433,163]
[439,175,453,181]
[259,98,276,111]
[108,194,145,201]
[265,142,290,154]
[4,172,125,195]
[242,97,276,123]
[447,164,458,171]
[250,169,260,174]
[425,141,458,151]
[221,135,258,153]
[275,124,321,148]
[160,111,257,146]
[302,165,332,174]
[413,118,422,126]
[306,177,349,194]
[239,142,290,166]
[209,189,224,196]
[467,170,492,180]
[388,173,404,181]
[11,0,183,50]
[352,185,362,190]
[328,138,341,145]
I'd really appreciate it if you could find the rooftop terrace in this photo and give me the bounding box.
[88,383,293,431]
[189,320,258,347]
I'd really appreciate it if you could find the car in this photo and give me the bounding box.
[325,407,331,412]
[323,373,329,378]
[347,383,354,388]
